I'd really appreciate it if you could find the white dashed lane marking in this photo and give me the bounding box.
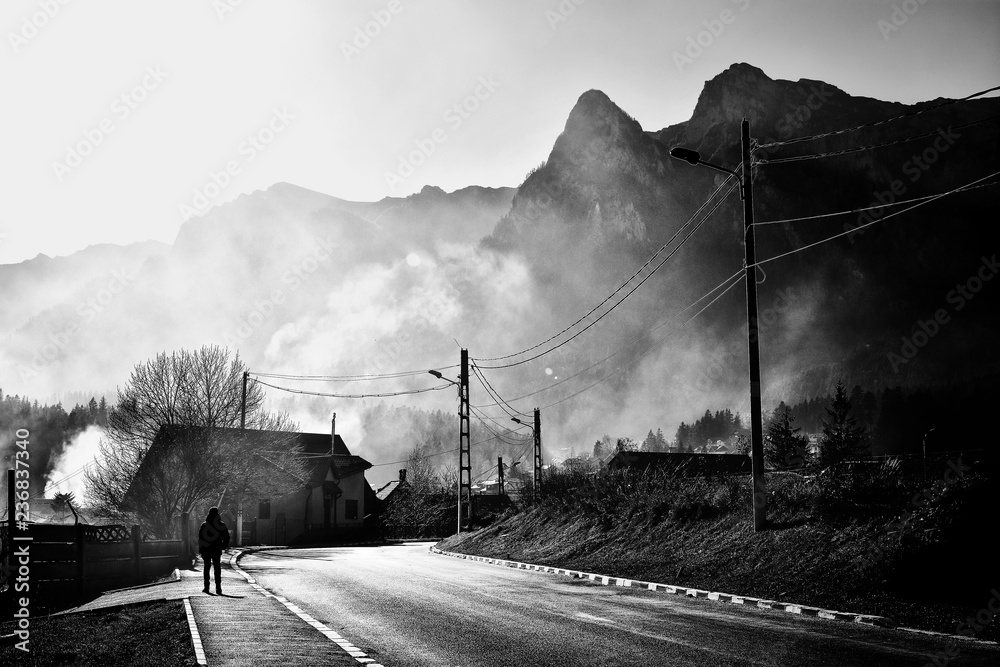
[229,550,386,667]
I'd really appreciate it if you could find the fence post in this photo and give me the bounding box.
[180,512,190,569]
[75,523,85,599]
[132,525,141,584]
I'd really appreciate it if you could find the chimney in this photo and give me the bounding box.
[331,412,336,456]
[399,469,407,483]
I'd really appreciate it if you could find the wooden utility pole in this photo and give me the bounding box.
[458,349,471,532]
[236,370,248,546]
[742,118,767,532]
[497,456,505,496]
[240,371,248,430]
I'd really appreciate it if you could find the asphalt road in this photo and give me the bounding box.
[239,543,1000,666]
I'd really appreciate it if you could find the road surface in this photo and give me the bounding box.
[239,543,999,666]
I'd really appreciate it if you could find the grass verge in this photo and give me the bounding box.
[0,599,198,666]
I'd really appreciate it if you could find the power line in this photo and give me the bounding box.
[368,446,458,468]
[750,169,1000,269]
[470,363,529,418]
[254,378,453,399]
[250,366,457,382]
[752,180,1000,226]
[469,407,532,446]
[471,267,746,410]
[367,424,530,468]
[537,270,746,411]
[475,180,740,370]
[754,114,1000,165]
[754,84,1000,150]
[476,176,738,364]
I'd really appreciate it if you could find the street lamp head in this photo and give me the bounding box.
[428,370,444,379]
[669,147,702,166]
[511,417,523,425]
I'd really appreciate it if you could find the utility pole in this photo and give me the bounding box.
[668,121,766,532]
[240,371,248,430]
[497,456,505,496]
[533,407,542,498]
[237,370,248,547]
[742,118,767,532]
[458,349,471,533]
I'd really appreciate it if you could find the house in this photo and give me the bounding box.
[131,415,373,546]
[238,416,373,545]
[375,469,411,503]
[605,451,752,476]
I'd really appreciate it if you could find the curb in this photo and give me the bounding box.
[182,596,208,666]
[226,550,386,666]
[429,546,896,629]
[100,567,182,595]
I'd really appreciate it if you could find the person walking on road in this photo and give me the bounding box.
[199,507,230,594]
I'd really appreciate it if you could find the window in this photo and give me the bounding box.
[258,499,271,520]
[345,499,358,520]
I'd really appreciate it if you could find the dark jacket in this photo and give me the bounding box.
[198,516,230,555]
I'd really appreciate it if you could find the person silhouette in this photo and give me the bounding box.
[198,507,230,594]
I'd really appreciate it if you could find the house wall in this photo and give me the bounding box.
[252,472,367,545]
[254,488,311,545]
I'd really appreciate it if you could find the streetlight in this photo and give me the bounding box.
[428,370,459,385]
[667,148,745,199]
[669,118,767,532]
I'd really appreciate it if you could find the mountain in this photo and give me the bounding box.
[2,63,998,471]
[487,63,1000,402]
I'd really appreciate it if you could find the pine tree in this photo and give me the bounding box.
[642,429,656,452]
[819,381,869,467]
[655,428,666,452]
[764,402,810,469]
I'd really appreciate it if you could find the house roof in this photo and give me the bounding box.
[607,451,752,475]
[126,425,371,505]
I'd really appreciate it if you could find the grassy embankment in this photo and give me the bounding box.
[439,456,999,639]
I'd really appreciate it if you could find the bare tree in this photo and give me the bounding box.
[85,345,303,536]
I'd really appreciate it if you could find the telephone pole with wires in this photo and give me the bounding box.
[741,118,767,532]
[533,407,542,498]
[497,456,505,496]
[669,117,766,532]
[458,349,471,532]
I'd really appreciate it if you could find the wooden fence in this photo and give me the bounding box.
[1,519,186,607]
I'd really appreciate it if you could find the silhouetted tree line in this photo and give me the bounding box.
[675,409,748,453]
[673,373,1000,468]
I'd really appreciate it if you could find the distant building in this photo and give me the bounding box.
[605,451,752,476]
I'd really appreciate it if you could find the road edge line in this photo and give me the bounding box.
[228,549,387,666]
[427,546,898,630]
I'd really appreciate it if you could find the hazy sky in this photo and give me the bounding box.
[2,0,998,264]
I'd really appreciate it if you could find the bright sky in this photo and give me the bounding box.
[2,0,998,264]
